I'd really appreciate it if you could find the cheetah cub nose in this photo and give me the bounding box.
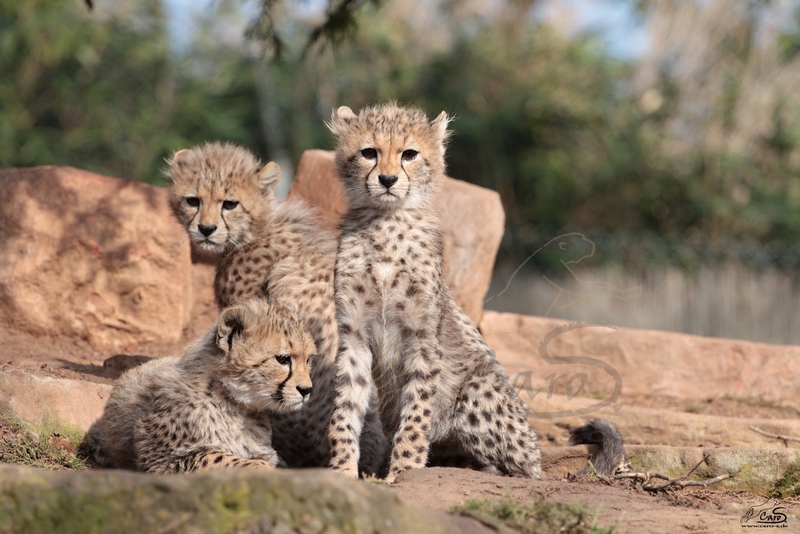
[297,385,313,400]
[378,174,398,188]
[198,224,217,237]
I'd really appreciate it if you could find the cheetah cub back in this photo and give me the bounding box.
[166,142,389,475]
[91,298,315,473]
[327,103,542,482]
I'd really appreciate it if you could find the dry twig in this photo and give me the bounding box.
[750,426,800,448]
[609,455,734,493]
[615,471,732,492]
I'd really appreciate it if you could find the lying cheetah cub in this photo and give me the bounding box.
[327,103,542,482]
[167,142,388,475]
[91,298,314,473]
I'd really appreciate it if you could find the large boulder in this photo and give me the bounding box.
[527,392,800,449]
[0,465,491,534]
[0,166,192,350]
[480,310,800,402]
[0,370,112,434]
[289,150,505,324]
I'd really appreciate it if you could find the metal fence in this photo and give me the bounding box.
[486,230,800,346]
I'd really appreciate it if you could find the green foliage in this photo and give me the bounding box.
[770,460,800,498]
[6,0,800,254]
[304,10,698,253]
[0,0,263,184]
[246,0,386,59]
[2,0,168,181]
[452,496,613,534]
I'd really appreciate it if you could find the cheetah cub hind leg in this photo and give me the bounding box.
[188,451,274,471]
[146,448,275,474]
[452,362,542,479]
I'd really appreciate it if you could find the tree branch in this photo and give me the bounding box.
[750,426,800,448]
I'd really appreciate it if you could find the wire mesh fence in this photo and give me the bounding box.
[487,229,800,346]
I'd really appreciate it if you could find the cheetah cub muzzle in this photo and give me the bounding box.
[90,298,315,474]
[327,103,542,482]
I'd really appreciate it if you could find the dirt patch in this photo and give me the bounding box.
[393,467,800,533]
[0,302,217,386]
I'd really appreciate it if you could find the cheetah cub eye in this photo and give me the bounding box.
[185,196,200,207]
[401,149,418,162]
[361,148,378,160]
[222,200,239,210]
[275,353,290,365]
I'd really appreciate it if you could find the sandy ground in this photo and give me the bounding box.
[392,467,796,534]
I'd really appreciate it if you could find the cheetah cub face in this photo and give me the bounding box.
[217,299,316,411]
[167,142,281,256]
[327,103,450,211]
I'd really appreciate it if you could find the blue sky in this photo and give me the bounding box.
[162,0,214,51]
[161,0,647,59]
[539,0,647,58]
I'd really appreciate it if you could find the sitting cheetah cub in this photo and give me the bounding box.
[91,298,315,473]
[327,103,542,482]
[167,142,388,475]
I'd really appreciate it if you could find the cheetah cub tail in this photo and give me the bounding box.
[568,418,630,477]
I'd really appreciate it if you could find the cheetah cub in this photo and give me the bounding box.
[327,103,542,482]
[167,142,388,475]
[91,298,315,474]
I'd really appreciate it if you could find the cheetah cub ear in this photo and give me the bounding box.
[216,305,246,354]
[169,148,193,172]
[257,161,281,193]
[431,111,451,144]
[326,106,358,137]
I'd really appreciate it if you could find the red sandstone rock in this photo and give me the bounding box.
[0,369,112,432]
[480,310,800,401]
[0,166,192,349]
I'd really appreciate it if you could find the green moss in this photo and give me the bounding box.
[1,467,432,533]
[451,495,614,534]
[361,473,391,485]
[771,460,800,498]
[684,404,709,414]
[0,416,87,470]
[29,416,87,451]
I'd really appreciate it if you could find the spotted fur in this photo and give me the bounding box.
[167,142,388,475]
[91,299,315,473]
[327,103,542,481]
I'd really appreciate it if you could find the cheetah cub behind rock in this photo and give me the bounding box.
[91,298,315,474]
[167,142,388,475]
[327,103,542,482]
